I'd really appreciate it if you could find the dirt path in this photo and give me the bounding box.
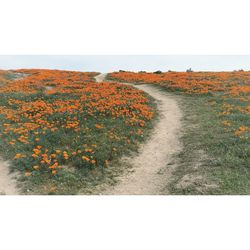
[0,159,19,195]
[95,73,183,195]
[94,73,107,82]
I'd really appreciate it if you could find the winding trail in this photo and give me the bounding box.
[95,73,183,195]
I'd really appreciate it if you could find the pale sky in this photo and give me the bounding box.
[0,55,249,73]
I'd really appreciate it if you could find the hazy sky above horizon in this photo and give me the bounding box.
[0,55,250,73]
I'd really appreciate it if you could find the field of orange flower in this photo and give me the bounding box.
[108,71,250,194]
[108,71,250,93]
[0,69,155,194]
[108,71,250,140]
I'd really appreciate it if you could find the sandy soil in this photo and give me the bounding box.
[94,73,107,82]
[0,159,19,195]
[100,79,183,195]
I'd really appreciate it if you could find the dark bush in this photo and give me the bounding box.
[154,70,162,74]
[186,68,193,72]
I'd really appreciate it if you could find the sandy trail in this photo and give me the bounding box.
[95,73,183,195]
[0,159,19,195]
[94,73,107,82]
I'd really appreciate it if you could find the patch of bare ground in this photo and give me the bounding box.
[0,158,19,195]
[167,150,218,194]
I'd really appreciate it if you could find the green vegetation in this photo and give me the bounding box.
[168,94,250,194]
